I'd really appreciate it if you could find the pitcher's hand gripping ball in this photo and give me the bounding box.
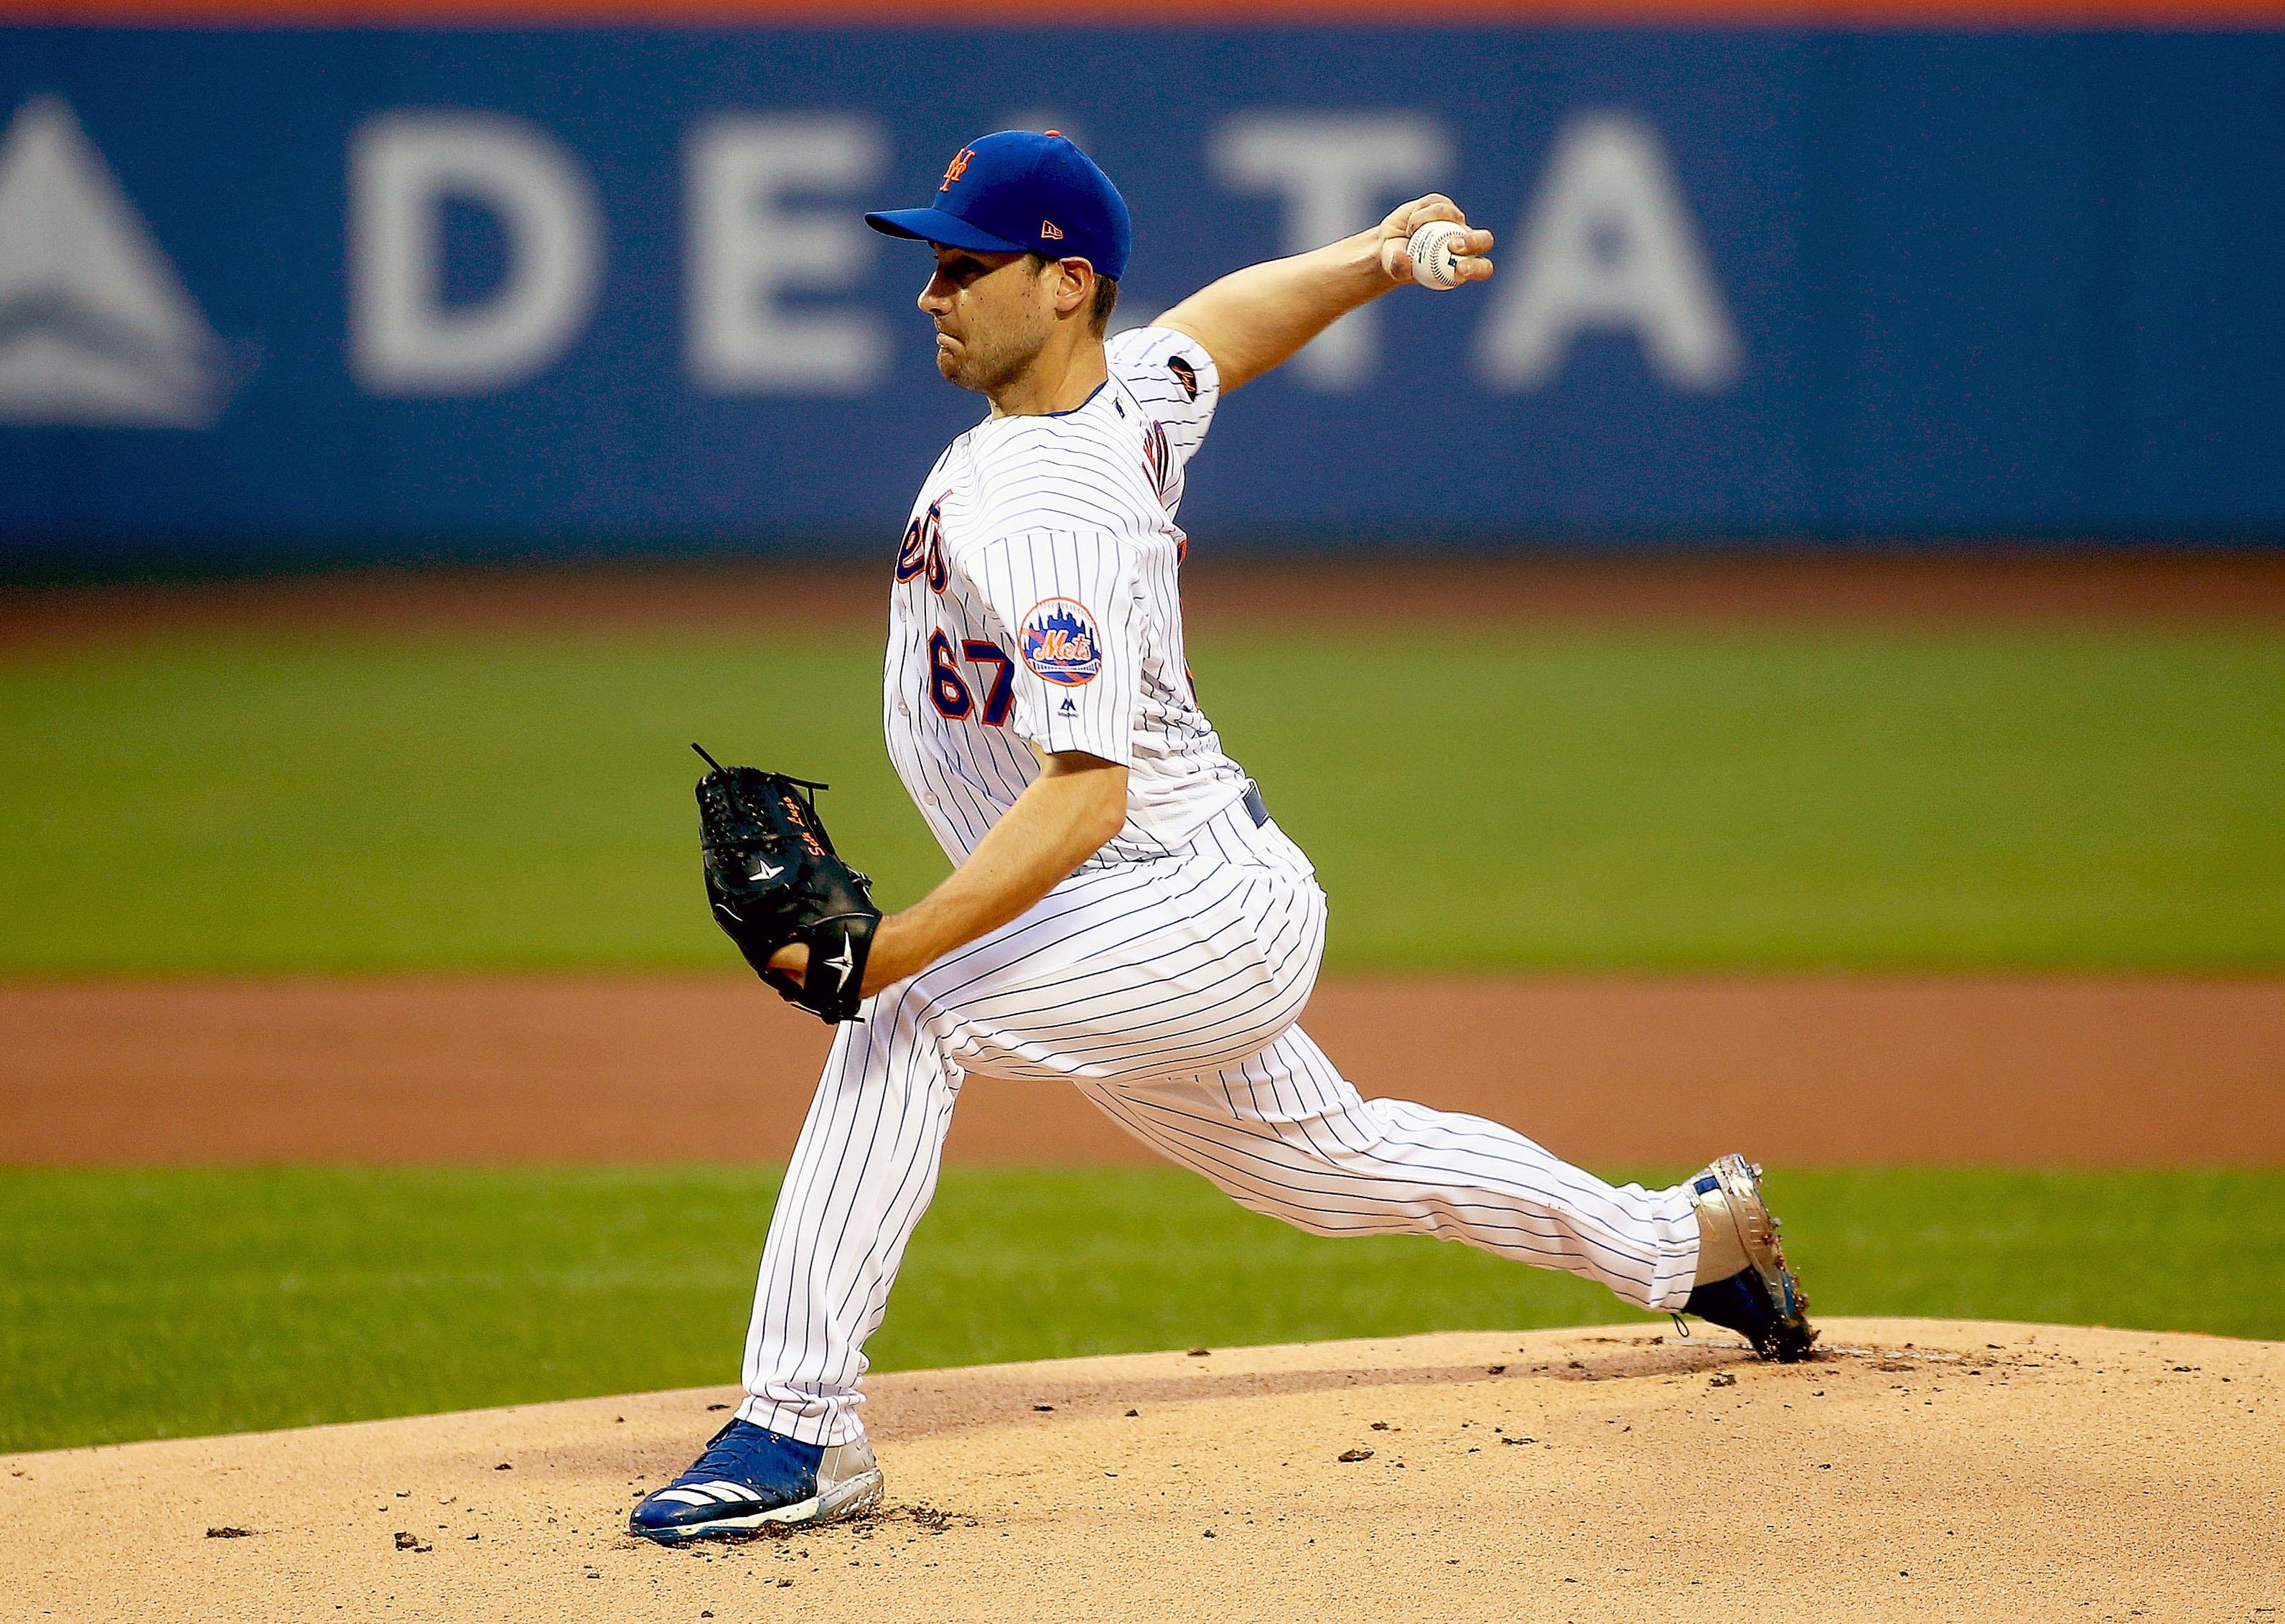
[692,744,881,1023]
[1403,219,1472,290]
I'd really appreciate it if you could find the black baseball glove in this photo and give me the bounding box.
[691,744,881,1024]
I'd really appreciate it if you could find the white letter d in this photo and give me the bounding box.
[349,111,602,396]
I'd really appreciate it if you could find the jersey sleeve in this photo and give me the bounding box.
[1106,325,1221,472]
[963,529,1141,765]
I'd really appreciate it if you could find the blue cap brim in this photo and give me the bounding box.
[865,207,1032,257]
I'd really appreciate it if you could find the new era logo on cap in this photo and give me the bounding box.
[1040,220,1063,241]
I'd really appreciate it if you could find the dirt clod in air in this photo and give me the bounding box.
[204,1527,251,1539]
[1337,1449,1374,1463]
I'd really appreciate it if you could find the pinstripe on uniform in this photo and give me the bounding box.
[736,328,1703,1447]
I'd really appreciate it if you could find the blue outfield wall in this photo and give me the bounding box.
[2,28,2283,564]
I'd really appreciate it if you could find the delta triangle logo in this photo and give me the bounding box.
[0,95,230,427]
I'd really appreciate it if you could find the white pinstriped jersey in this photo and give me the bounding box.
[882,326,1250,867]
[737,328,1712,1456]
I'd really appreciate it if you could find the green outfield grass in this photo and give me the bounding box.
[1,625,2279,971]
[2,1165,2277,1455]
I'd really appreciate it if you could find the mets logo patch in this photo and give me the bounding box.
[1018,597,1104,687]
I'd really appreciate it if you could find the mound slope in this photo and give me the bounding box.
[7,1320,2277,1623]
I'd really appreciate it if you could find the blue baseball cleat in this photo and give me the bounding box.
[629,1418,884,1543]
[1680,1154,1818,1363]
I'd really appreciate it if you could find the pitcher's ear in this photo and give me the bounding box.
[1052,257,1095,318]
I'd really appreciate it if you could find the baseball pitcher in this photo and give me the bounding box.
[633,131,1813,1544]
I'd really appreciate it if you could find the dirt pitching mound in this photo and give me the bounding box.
[8,1321,2277,1623]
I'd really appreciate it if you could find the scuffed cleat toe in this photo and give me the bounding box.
[1683,1154,1816,1361]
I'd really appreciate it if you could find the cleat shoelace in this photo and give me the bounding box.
[675,1422,759,1486]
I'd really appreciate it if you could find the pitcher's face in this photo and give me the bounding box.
[917,246,1057,396]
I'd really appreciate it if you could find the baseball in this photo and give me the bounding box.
[1403,219,1469,291]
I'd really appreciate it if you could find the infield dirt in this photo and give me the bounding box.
[6,973,2279,1167]
[7,1320,2277,1623]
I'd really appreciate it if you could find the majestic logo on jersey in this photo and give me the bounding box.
[0,95,232,428]
[1039,220,1064,242]
[940,147,975,191]
[1167,355,1199,402]
[1019,597,1103,688]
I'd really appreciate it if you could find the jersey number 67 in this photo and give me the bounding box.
[927,631,1015,726]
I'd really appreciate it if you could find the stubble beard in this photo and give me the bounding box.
[936,312,1050,401]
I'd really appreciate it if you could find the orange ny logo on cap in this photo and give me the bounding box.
[940,147,975,191]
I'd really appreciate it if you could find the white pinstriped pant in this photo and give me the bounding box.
[739,798,1703,1445]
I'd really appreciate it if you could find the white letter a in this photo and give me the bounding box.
[1477,111,1742,393]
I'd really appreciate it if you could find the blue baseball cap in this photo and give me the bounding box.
[866,131,1131,281]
